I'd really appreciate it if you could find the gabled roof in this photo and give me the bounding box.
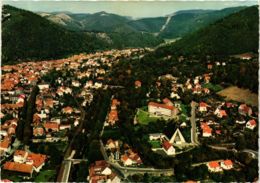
[3,162,33,174]
[170,128,186,144]
[148,102,174,110]
[208,161,220,168]
[162,140,172,151]
[223,160,233,166]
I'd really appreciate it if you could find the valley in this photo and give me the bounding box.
[0,2,258,183]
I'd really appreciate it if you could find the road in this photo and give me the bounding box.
[190,101,199,144]
[108,161,174,177]
[56,96,86,182]
[208,145,258,159]
[100,140,174,178]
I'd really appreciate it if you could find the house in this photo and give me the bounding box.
[3,162,34,178]
[0,138,11,153]
[207,161,222,172]
[88,160,120,183]
[163,98,174,106]
[62,106,73,114]
[149,133,166,141]
[246,119,257,130]
[14,150,28,163]
[44,122,59,132]
[108,110,119,125]
[72,80,81,87]
[148,102,178,117]
[106,139,120,150]
[38,84,49,91]
[162,140,175,155]
[121,155,133,166]
[13,150,47,172]
[214,108,227,118]
[220,160,233,170]
[238,104,253,116]
[199,102,210,112]
[201,122,212,137]
[170,128,186,145]
[135,80,142,88]
[26,153,47,172]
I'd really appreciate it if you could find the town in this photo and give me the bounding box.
[0,47,258,182]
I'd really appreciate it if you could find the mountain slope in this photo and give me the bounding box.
[2,5,109,64]
[127,17,167,33]
[159,6,247,39]
[2,5,164,64]
[155,6,258,56]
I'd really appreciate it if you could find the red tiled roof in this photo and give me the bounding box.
[248,119,256,126]
[162,140,172,151]
[27,153,47,168]
[3,162,33,174]
[148,102,174,110]
[208,161,220,168]
[223,160,233,166]
[44,122,59,130]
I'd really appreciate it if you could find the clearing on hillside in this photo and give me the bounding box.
[217,86,258,107]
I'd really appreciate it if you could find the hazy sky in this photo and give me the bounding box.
[3,0,258,18]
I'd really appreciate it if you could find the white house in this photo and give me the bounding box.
[121,155,133,166]
[148,102,178,117]
[38,84,49,91]
[14,150,28,163]
[246,119,257,130]
[220,160,233,170]
[199,102,209,112]
[207,161,222,172]
[149,133,167,141]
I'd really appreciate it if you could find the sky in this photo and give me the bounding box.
[2,0,258,18]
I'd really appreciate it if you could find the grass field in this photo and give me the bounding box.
[136,109,158,125]
[217,86,258,107]
[149,140,162,148]
[35,170,56,182]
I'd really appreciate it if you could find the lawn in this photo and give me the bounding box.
[149,140,162,148]
[35,170,56,182]
[202,82,223,92]
[136,109,158,125]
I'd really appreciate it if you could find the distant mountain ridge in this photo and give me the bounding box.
[2,5,163,64]
[38,6,248,39]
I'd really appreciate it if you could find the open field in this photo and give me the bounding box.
[217,86,258,107]
[149,140,162,148]
[136,109,158,125]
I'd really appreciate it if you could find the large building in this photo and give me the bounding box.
[148,101,178,117]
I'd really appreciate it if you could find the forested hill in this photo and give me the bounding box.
[155,6,258,57]
[2,5,110,64]
[2,5,163,64]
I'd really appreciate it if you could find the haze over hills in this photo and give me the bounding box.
[155,5,258,56]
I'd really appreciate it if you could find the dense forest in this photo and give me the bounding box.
[155,6,258,56]
[2,5,163,64]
